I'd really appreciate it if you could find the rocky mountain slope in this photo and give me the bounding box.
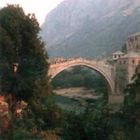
[41,0,140,58]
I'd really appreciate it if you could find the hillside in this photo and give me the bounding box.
[41,0,140,58]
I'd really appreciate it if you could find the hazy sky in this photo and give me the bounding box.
[1,0,64,25]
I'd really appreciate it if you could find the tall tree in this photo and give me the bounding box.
[0,5,54,138]
[0,4,50,101]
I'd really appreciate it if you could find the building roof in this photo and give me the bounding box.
[113,51,124,55]
[121,52,140,59]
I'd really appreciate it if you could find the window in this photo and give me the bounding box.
[132,60,135,64]
[130,37,133,42]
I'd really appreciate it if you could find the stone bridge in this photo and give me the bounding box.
[48,58,115,94]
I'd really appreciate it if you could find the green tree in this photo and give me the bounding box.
[121,65,140,140]
[124,65,140,109]
[0,5,54,138]
[0,4,49,101]
[62,109,113,140]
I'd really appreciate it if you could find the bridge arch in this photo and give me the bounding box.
[49,59,115,94]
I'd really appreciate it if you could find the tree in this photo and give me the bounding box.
[0,4,49,101]
[124,65,140,108]
[62,109,113,140]
[0,5,53,138]
[121,65,140,140]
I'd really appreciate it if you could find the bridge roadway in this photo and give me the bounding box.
[48,57,115,94]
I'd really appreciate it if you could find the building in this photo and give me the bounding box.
[115,33,140,84]
[126,32,140,53]
[118,52,140,82]
[112,51,125,61]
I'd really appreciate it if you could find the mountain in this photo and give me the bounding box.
[41,0,140,58]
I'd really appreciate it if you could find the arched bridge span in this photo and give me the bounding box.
[48,58,115,94]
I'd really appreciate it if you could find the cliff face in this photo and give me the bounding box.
[41,0,140,58]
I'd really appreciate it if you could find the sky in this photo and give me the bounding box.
[1,0,64,25]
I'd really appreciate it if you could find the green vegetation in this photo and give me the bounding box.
[0,5,60,139]
[0,4,49,100]
[124,65,140,109]
[0,4,140,140]
[61,109,113,140]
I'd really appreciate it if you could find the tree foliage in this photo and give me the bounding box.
[0,5,54,138]
[0,4,49,100]
[124,65,140,109]
[120,65,140,140]
[61,109,113,140]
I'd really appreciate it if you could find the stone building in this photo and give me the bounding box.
[112,51,125,61]
[115,33,140,93]
[117,52,140,82]
[126,32,140,53]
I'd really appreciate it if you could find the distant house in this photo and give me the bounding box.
[112,51,124,61]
